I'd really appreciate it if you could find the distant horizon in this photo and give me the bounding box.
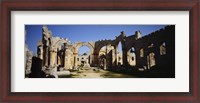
[25,25,167,55]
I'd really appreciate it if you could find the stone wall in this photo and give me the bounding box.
[35,25,175,76]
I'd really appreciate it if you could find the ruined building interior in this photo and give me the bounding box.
[25,25,175,78]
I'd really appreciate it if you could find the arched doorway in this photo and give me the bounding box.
[127,47,136,66]
[57,43,64,67]
[99,54,106,69]
[160,42,166,55]
[117,41,123,66]
[98,46,107,69]
[98,44,114,69]
[74,42,94,69]
[147,52,156,69]
[49,38,67,68]
[77,46,91,67]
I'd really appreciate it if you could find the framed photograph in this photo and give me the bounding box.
[0,0,199,102]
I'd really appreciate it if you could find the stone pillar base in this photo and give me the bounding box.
[43,67,58,78]
[83,63,90,68]
[73,66,78,70]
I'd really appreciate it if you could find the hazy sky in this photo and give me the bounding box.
[25,25,167,55]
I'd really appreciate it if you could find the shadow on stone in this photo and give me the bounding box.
[29,57,46,78]
[46,75,55,78]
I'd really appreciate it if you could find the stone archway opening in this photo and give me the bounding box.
[57,43,65,67]
[98,46,107,69]
[127,47,136,66]
[77,46,91,68]
[117,41,123,66]
[98,44,114,70]
[99,54,106,69]
[160,42,166,55]
[73,42,94,69]
[147,52,156,69]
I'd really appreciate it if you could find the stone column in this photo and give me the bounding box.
[114,46,118,66]
[37,45,43,60]
[64,48,73,70]
[63,43,68,69]
[93,53,98,66]
[89,55,92,64]
[147,55,150,69]
[42,25,52,67]
[111,49,115,67]
[49,51,53,67]
[49,47,57,68]
[103,59,106,70]
[44,46,49,67]
[63,49,67,69]
[73,53,78,69]
[122,48,128,66]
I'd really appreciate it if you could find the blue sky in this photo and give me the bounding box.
[25,25,167,55]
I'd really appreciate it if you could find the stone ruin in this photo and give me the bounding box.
[25,44,33,77]
[26,25,175,78]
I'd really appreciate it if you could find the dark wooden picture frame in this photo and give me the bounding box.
[0,0,199,102]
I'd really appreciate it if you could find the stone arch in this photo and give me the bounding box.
[49,38,68,67]
[55,39,67,64]
[74,42,94,54]
[54,39,67,48]
[160,42,166,55]
[99,54,106,69]
[127,47,136,66]
[73,42,95,68]
[147,42,154,48]
[95,40,113,55]
[98,44,114,69]
[117,41,123,65]
[96,44,106,55]
[113,39,126,66]
[140,48,144,57]
[98,46,107,56]
[147,52,156,69]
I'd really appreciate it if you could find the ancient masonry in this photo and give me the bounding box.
[25,30,33,76]
[26,25,175,77]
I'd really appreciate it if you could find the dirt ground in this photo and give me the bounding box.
[59,67,137,78]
